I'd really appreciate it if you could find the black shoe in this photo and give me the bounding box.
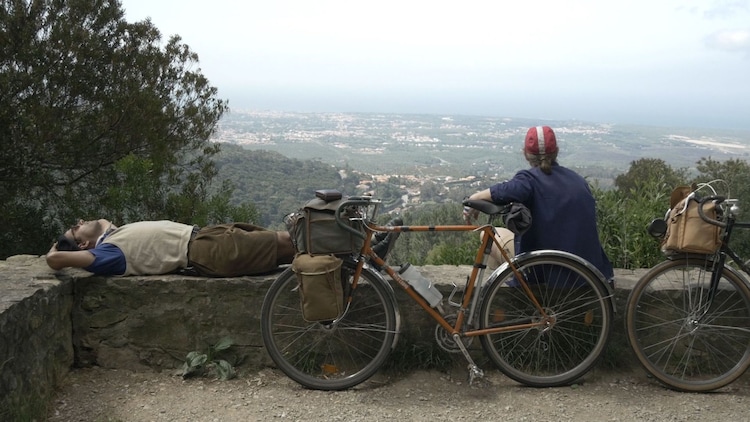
[372,231,400,269]
[374,217,403,243]
[372,233,396,260]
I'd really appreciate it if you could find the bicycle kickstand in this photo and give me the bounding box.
[452,333,484,384]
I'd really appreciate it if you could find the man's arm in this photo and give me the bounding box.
[46,242,96,270]
[468,188,493,202]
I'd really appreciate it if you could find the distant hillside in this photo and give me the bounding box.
[214,144,365,227]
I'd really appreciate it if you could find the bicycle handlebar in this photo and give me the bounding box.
[697,195,727,228]
[334,196,513,240]
[334,197,374,240]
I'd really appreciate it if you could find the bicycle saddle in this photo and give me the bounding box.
[462,199,508,216]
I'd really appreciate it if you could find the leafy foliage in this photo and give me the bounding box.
[0,0,253,258]
[694,158,750,258]
[212,144,364,228]
[209,150,750,270]
[593,179,670,269]
[386,157,750,270]
[382,337,454,373]
[614,158,688,195]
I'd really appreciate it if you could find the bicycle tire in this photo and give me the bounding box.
[260,261,398,390]
[479,253,613,387]
[625,258,750,392]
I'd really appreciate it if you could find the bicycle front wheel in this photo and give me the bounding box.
[260,261,398,390]
[626,258,750,392]
[479,253,613,387]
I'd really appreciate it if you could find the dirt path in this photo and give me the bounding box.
[46,366,750,422]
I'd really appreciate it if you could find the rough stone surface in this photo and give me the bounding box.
[0,255,75,420]
[0,255,649,420]
[69,264,647,374]
[71,272,280,371]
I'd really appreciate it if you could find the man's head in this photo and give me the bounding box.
[56,235,80,251]
[523,126,558,173]
[62,219,106,250]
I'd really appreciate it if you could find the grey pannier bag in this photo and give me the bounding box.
[292,253,344,322]
[288,190,365,255]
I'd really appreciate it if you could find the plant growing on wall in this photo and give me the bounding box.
[181,337,236,381]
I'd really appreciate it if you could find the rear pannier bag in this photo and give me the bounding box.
[289,190,365,255]
[292,254,344,322]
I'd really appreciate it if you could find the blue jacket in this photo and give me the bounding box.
[489,162,614,280]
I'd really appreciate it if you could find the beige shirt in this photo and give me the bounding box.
[102,221,193,275]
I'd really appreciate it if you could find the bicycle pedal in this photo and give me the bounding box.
[467,365,484,386]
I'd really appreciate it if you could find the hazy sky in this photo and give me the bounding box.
[121,1,750,130]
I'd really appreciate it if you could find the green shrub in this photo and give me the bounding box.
[593,178,670,269]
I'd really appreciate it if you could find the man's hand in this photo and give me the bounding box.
[45,245,95,270]
[462,206,479,224]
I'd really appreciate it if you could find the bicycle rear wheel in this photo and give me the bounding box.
[260,261,398,390]
[626,258,750,392]
[479,253,613,387]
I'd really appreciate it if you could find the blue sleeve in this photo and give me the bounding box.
[85,243,127,276]
[489,170,535,204]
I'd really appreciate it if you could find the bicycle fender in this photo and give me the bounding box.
[484,250,615,311]
[361,262,402,350]
[719,261,747,283]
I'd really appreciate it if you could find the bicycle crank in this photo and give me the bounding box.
[435,314,473,353]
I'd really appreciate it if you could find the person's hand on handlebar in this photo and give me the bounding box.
[463,205,479,224]
[464,189,493,223]
[463,189,493,223]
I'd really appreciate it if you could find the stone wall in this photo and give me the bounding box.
[71,273,279,371]
[0,255,646,419]
[0,256,74,420]
[67,266,488,372]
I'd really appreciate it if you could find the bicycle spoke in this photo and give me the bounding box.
[261,264,397,390]
[480,254,611,387]
[626,258,750,392]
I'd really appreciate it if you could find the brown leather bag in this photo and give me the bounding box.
[661,187,722,255]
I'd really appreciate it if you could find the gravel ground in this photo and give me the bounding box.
[46,365,750,422]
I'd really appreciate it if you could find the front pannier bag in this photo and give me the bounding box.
[661,187,722,255]
[292,254,344,322]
